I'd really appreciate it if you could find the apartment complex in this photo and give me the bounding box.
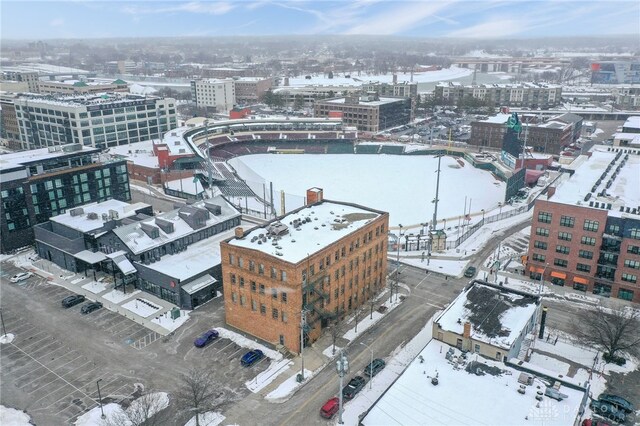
[361,80,418,98]
[0,143,131,253]
[35,196,241,309]
[221,188,389,353]
[190,78,235,112]
[1,70,39,92]
[0,93,22,149]
[470,112,583,155]
[314,94,412,132]
[434,82,562,108]
[233,77,273,105]
[527,148,640,303]
[12,93,177,149]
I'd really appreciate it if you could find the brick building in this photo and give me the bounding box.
[527,148,640,303]
[220,188,389,353]
[233,77,273,105]
[314,94,412,132]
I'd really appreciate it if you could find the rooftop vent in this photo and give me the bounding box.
[86,212,99,220]
[155,217,174,234]
[108,209,119,220]
[141,222,160,239]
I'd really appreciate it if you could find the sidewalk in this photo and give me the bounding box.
[28,257,180,336]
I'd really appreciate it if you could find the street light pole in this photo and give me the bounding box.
[96,379,105,419]
[336,350,349,425]
[539,263,549,296]
[392,224,402,303]
[300,309,306,381]
[360,342,374,389]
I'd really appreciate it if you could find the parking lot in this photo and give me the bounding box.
[1,260,278,424]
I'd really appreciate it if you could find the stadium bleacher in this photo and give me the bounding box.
[355,144,380,154]
[379,145,405,155]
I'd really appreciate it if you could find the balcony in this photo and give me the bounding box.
[597,255,618,267]
[600,242,621,253]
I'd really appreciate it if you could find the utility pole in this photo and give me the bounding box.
[96,379,105,419]
[336,350,349,425]
[300,309,306,381]
[0,308,6,337]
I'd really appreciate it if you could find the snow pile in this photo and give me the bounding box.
[184,411,225,426]
[126,392,169,419]
[265,368,312,401]
[245,359,293,393]
[74,393,169,426]
[529,353,570,375]
[74,403,122,426]
[342,292,404,341]
[121,298,162,318]
[103,289,140,304]
[0,405,32,426]
[216,327,282,361]
[81,281,107,294]
[0,333,16,344]
[400,257,469,276]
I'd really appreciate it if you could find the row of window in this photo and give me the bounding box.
[537,212,600,232]
[535,227,598,246]
[229,293,289,322]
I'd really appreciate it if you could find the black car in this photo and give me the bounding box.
[81,301,103,314]
[364,358,386,377]
[342,376,366,400]
[62,294,86,308]
[590,400,626,423]
[598,393,634,414]
[464,266,477,278]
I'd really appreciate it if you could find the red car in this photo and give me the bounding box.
[320,397,339,419]
[582,419,610,426]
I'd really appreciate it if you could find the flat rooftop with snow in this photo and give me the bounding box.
[228,200,386,264]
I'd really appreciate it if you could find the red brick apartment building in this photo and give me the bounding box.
[220,188,389,353]
[527,148,640,303]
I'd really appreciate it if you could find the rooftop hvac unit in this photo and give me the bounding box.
[102,213,109,221]
[607,203,612,210]
[109,209,119,219]
[86,212,99,220]
[589,201,594,207]
[69,207,84,217]
[633,208,638,215]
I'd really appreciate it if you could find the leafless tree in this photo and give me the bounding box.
[572,305,640,360]
[329,320,344,355]
[105,390,169,426]
[175,366,219,426]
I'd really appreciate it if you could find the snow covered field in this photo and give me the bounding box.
[230,154,505,227]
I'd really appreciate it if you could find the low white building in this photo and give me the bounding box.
[190,78,235,112]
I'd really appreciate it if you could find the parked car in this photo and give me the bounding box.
[194,329,219,348]
[342,376,366,400]
[241,349,264,366]
[590,400,626,423]
[319,397,339,419]
[364,358,386,377]
[598,393,634,414]
[61,294,86,308]
[10,272,33,283]
[581,419,610,426]
[464,266,477,278]
[80,301,103,314]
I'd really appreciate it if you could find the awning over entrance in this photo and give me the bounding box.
[74,250,107,264]
[529,266,545,273]
[551,271,567,279]
[573,276,588,285]
[182,274,217,295]
[106,251,137,275]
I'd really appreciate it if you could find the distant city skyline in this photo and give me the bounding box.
[2,0,639,40]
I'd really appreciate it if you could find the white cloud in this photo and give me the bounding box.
[122,1,235,16]
[49,18,64,27]
[344,1,456,35]
[446,18,526,38]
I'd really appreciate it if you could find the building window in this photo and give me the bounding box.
[559,216,575,228]
[608,224,620,235]
[271,266,277,279]
[230,273,236,284]
[251,281,256,292]
[282,312,288,323]
[621,273,637,283]
[281,270,287,282]
[581,236,596,246]
[229,254,235,265]
[537,212,552,223]
[631,229,640,240]
[252,300,257,311]
[583,220,599,232]
[532,253,546,262]
[535,227,549,237]
[618,288,634,301]
[554,258,568,268]
[258,263,265,275]
[272,289,278,299]
[260,304,266,315]
[627,245,640,255]
[259,284,265,295]
[240,295,246,306]
[238,257,244,268]
[249,260,255,272]
[272,308,278,320]
[239,277,245,287]
[534,241,547,250]
[558,232,572,241]
[576,263,591,273]
[578,250,593,259]
[231,292,237,303]
[556,245,570,254]
[624,259,640,269]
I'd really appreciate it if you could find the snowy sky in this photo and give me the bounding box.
[2,1,639,39]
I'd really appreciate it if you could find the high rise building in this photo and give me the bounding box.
[0,143,131,253]
[190,78,235,112]
[12,93,177,149]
